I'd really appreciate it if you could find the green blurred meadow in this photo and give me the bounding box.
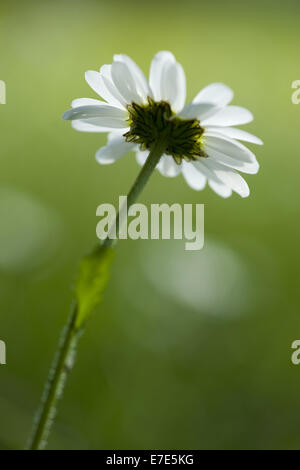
[1,0,300,450]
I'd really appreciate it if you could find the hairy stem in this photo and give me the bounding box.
[26,304,80,450]
[26,134,167,450]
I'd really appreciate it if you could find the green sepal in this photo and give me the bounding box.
[74,243,115,330]
[124,97,206,164]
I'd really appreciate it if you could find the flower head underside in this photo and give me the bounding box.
[63,51,263,198]
[124,98,207,164]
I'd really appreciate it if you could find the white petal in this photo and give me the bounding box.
[71,98,105,108]
[182,161,206,190]
[98,65,127,108]
[193,159,221,183]
[193,160,232,198]
[157,154,182,177]
[114,54,152,101]
[161,61,186,112]
[95,134,135,165]
[111,61,142,104]
[63,104,126,120]
[205,127,263,145]
[177,102,220,120]
[205,135,256,163]
[136,149,182,177]
[204,135,259,174]
[149,51,175,101]
[62,105,128,128]
[202,106,253,127]
[71,116,127,129]
[85,69,126,109]
[85,71,104,98]
[206,150,259,174]
[208,179,232,198]
[204,159,250,198]
[136,149,149,166]
[72,120,128,133]
[72,120,102,132]
[193,83,234,107]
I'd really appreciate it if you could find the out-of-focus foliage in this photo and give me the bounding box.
[1,0,300,450]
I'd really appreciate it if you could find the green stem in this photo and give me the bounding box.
[26,134,167,450]
[26,305,80,450]
[102,134,168,248]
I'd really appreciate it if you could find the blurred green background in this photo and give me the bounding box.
[1,0,300,450]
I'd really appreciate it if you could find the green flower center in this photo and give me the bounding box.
[124,98,207,164]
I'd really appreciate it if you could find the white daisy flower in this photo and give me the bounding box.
[63,51,262,198]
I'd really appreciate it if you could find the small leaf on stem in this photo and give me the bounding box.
[75,244,115,329]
